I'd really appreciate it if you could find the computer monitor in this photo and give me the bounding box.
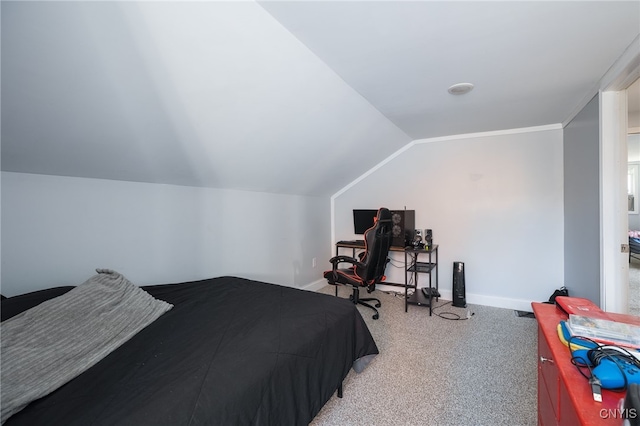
[353,209,378,235]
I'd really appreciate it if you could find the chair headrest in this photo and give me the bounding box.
[377,207,391,222]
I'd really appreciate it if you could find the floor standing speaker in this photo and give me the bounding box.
[452,261,466,308]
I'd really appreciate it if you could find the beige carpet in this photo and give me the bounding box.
[311,286,538,426]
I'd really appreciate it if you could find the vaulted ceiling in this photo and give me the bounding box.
[2,1,639,196]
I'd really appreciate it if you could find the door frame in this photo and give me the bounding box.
[600,37,640,313]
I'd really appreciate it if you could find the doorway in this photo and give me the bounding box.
[600,45,640,314]
[628,77,640,316]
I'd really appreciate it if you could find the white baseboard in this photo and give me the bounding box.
[305,281,537,313]
[465,293,537,313]
[373,285,536,312]
[302,278,328,292]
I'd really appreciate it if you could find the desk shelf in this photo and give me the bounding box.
[406,288,432,307]
[407,262,436,274]
[405,245,439,316]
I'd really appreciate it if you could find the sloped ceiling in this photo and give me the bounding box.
[2,1,639,196]
[259,1,640,139]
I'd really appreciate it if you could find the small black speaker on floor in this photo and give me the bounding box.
[452,261,466,308]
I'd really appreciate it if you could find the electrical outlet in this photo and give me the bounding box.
[312,258,317,268]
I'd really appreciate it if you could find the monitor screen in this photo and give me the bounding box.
[353,209,378,235]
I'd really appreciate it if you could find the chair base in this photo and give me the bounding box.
[329,280,382,320]
[350,295,381,320]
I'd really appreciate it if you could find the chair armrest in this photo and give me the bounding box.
[328,255,362,269]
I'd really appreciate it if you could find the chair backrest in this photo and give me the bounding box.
[355,207,393,285]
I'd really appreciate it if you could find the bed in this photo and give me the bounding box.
[0,272,378,425]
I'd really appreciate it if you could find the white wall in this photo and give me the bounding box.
[332,126,564,311]
[1,172,330,297]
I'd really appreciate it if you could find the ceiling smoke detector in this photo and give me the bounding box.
[448,83,474,95]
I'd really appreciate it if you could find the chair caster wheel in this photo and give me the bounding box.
[372,313,379,320]
[375,302,381,308]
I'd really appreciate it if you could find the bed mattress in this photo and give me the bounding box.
[1,276,378,425]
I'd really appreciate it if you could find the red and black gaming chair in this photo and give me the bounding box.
[323,207,393,319]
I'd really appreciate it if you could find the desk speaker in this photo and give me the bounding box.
[390,210,415,247]
[452,261,466,308]
[425,229,432,247]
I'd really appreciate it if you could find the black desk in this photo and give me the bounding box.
[335,241,439,315]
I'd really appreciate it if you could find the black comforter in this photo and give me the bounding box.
[1,276,378,425]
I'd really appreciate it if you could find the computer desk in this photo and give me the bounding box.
[335,240,439,315]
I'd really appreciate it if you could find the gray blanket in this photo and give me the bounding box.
[0,269,173,424]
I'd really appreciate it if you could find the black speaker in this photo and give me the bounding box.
[390,210,415,247]
[411,229,423,248]
[425,229,432,248]
[452,261,466,308]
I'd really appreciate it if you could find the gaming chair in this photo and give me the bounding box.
[324,207,393,319]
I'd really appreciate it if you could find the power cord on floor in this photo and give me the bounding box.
[432,301,475,320]
[382,290,411,300]
[378,290,474,319]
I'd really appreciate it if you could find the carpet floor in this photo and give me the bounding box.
[629,256,640,316]
[311,286,538,426]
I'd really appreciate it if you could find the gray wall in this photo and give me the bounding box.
[1,172,331,296]
[563,95,600,304]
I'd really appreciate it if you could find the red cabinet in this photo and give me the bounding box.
[532,302,639,426]
[537,328,560,424]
